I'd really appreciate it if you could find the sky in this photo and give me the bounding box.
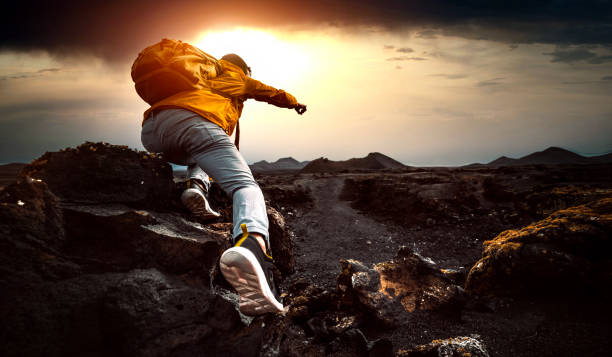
[1,0,611,166]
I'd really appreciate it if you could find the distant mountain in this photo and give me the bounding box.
[486,147,612,167]
[300,152,405,173]
[250,157,309,173]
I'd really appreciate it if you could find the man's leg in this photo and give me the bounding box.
[164,111,280,314]
[187,163,210,190]
[181,162,220,219]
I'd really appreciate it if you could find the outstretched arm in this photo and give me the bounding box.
[246,77,306,114]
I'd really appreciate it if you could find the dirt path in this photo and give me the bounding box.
[287,176,401,288]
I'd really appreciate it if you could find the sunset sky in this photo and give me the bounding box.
[1,1,611,166]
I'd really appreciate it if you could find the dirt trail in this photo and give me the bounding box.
[287,176,401,288]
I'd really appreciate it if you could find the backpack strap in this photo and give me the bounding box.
[235,119,240,151]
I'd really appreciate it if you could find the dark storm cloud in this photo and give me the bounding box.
[544,48,598,63]
[1,0,611,61]
[544,48,612,64]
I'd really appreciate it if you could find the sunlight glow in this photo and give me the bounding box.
[194,28,310,87]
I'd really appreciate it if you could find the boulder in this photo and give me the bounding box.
[20,142,175,209]
[0,143,299,357]
[337,247,465,327]
[0,177,77,286]
[103,269,243,357]
[397,335,490,357]
[61,203,229,282]
[466,197,612,296]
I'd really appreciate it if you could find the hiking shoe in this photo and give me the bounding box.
[180,179,221,220]
[220,230,284,315]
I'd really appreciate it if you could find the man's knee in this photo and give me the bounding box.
[231,182,261,198]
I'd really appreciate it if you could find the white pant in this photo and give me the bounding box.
[141,109,269,242]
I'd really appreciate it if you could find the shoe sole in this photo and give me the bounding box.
[181,189,220,220]
[220,247,284,315]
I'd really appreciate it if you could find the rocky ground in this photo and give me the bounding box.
[258,164,612,356]
[1,142,611,356]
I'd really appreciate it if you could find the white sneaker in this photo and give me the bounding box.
[180,179,221,220]
[220,234,284,315]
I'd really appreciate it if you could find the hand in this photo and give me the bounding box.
[294,104,307,115]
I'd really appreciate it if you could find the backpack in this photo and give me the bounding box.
[131,39,220,105]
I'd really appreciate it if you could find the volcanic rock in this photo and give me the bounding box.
[397,335,490,357]
[61,203,228,280]
[103,269,243,357]
[268,206,295,276]
[20,142,175,209]
[0,162,26,189]
[0,142,298,357]
[466,197,612,297]
[0,177,76,286]
[340,175,481,226]
[337,247,465,327]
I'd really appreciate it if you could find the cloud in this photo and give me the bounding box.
[37,68,61,73]
[476,77,505,87]
[0,67,62,81]
[544,48,612,64]
[415,30,438,39]
[544,48,597,63]
[1,1,611,61]
[383,45,395,50]
[602,75,612,81]
[386,56,427,61]
[588,55,612,64]
[430,73,467,79]
[396,47,413,53]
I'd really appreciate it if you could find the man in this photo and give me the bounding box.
[140,53,306,315]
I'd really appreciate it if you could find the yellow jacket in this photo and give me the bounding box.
[143,59,299,135]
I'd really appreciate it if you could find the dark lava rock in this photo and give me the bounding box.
[62,203,228,281]
[268,206,295,276]
[397,335,490,357]
[103,269,243,357]
[466,197,612,297]
[0,143,300,357]
[20,142,175,209]
[338,248,465,327]
[340,175,481,226]
[0,177,77,286]
[262,183,313,211]
[517,185,612,218]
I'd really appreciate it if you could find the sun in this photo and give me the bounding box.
[194,28,309,87]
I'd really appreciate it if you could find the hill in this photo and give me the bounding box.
[486,147,612,166]
[250,157,309,173]
[300,152,405,173]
